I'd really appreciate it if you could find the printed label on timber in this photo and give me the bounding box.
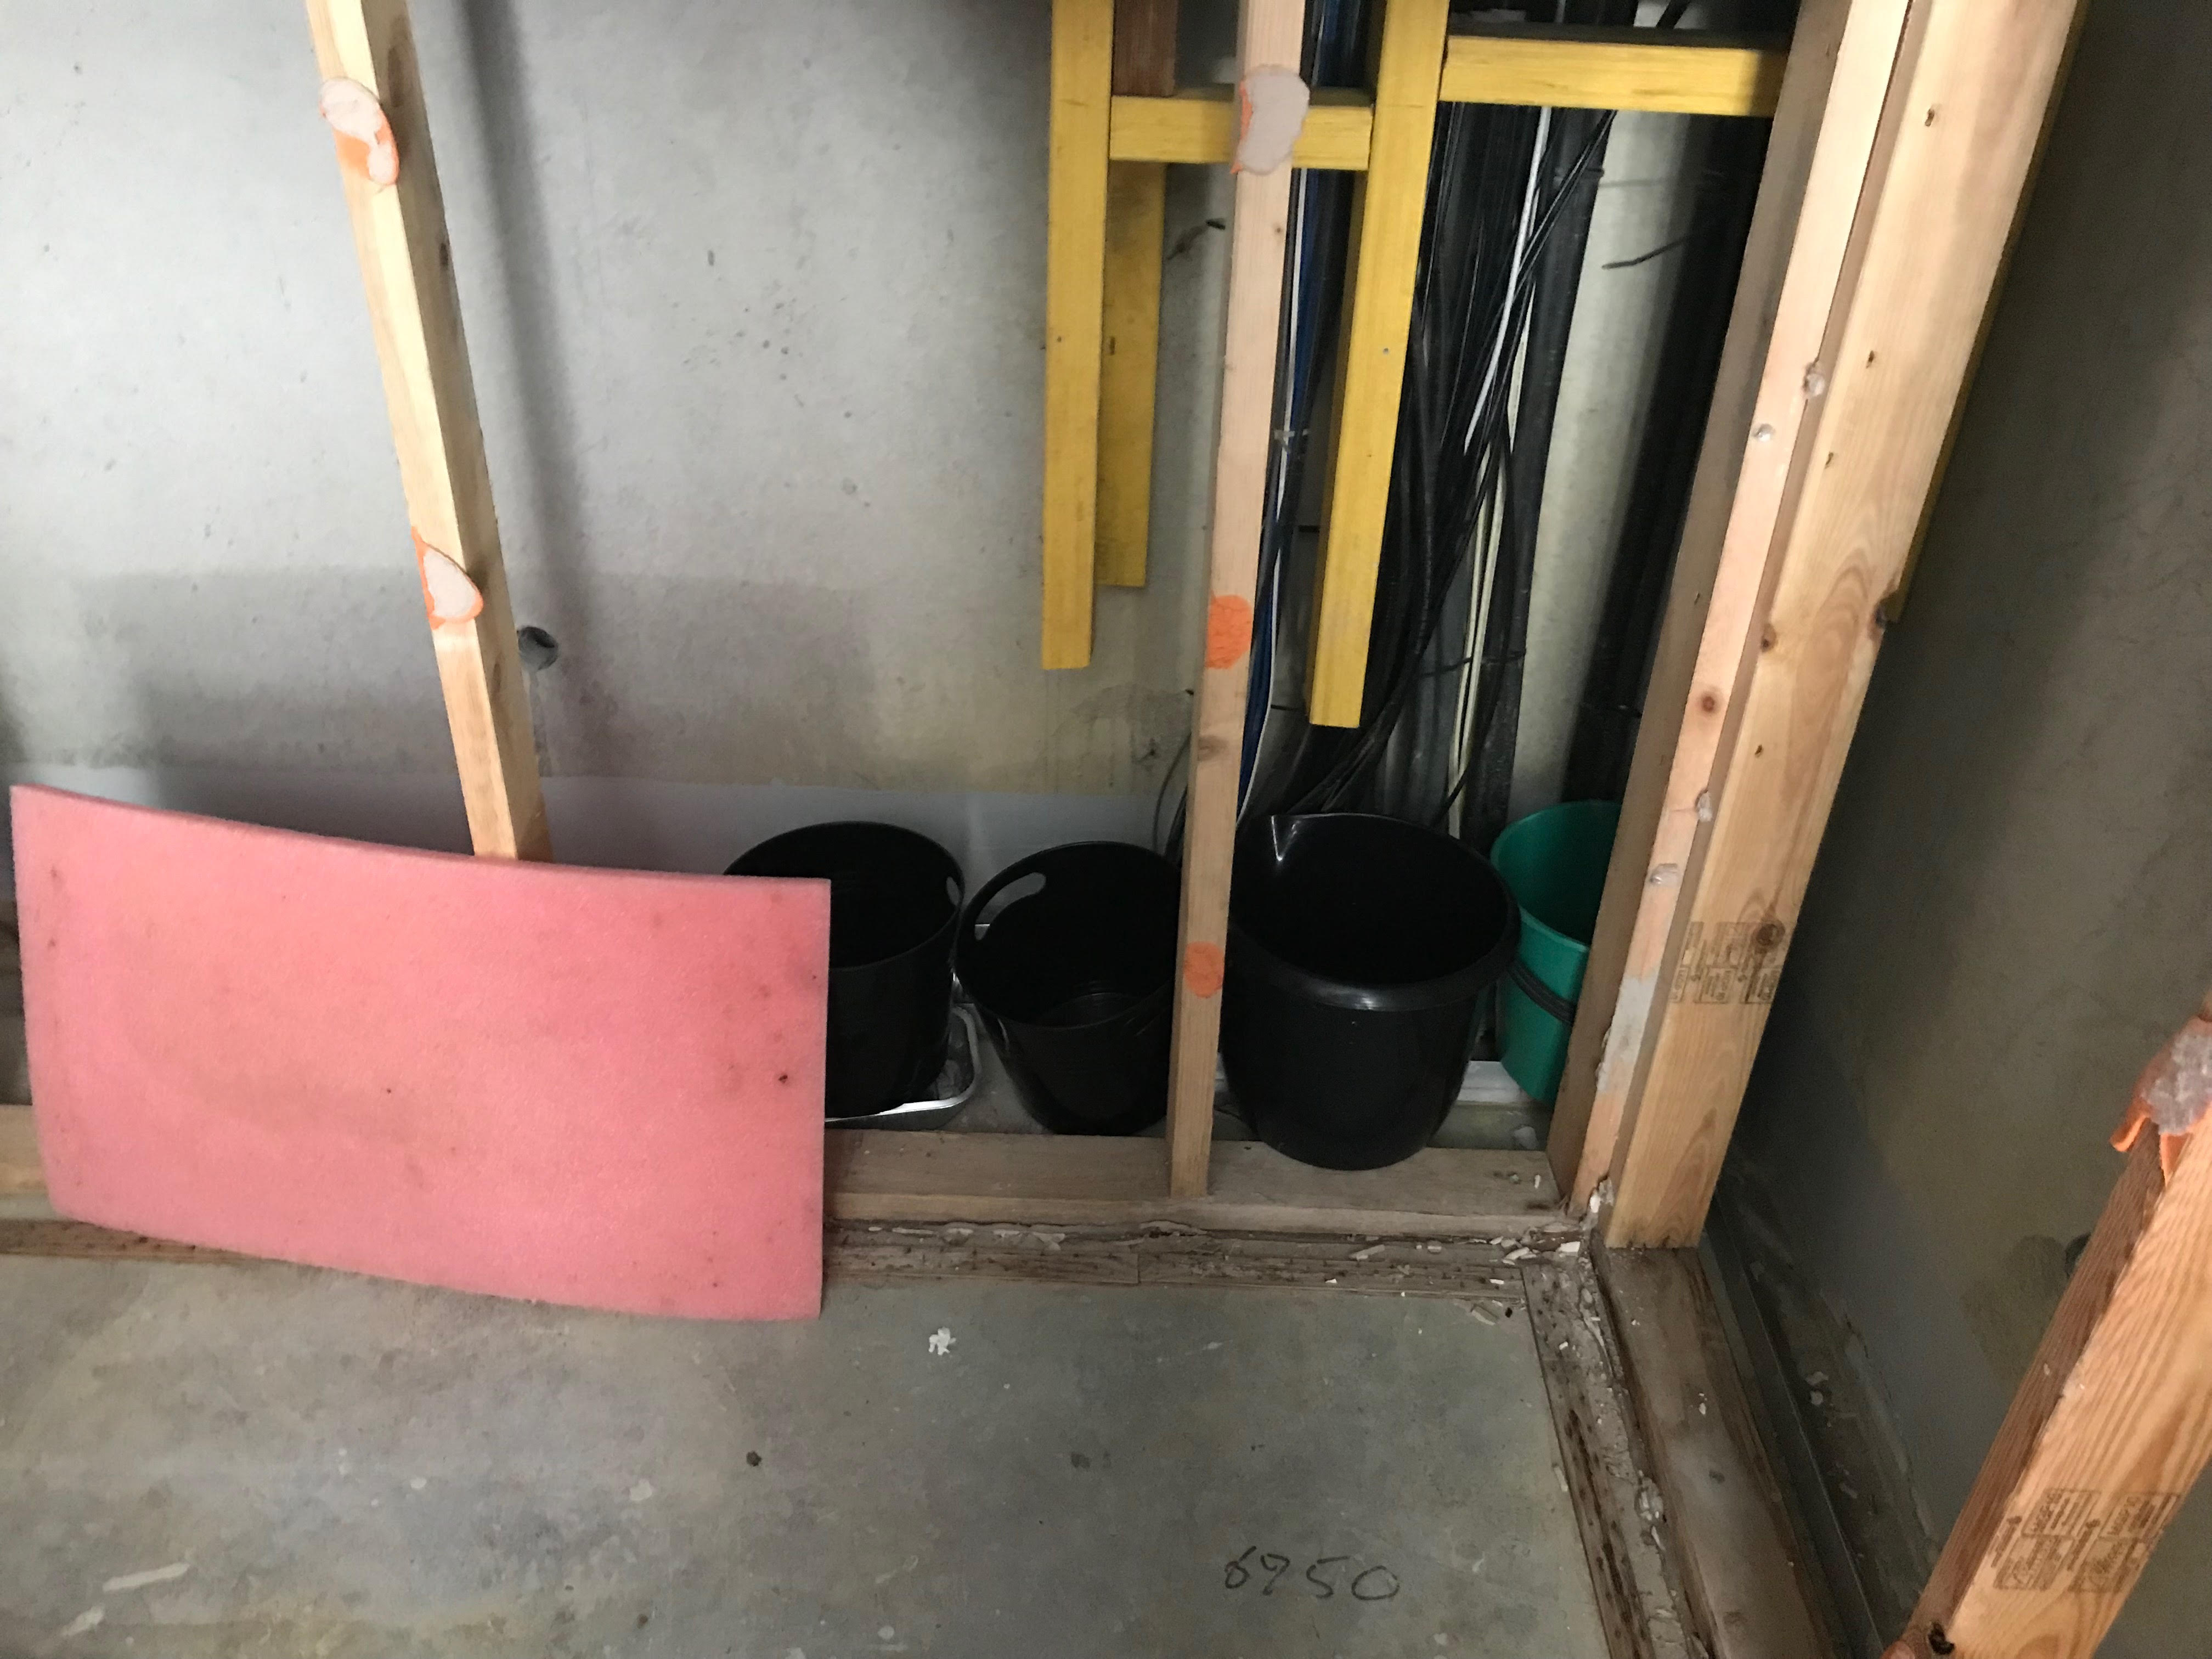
[1669,919,1787,1005]
[1984,1488,2181,1596]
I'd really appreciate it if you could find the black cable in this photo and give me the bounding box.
[1282,113,1524,809]
[1463,92,1620,848]
[1284,98,1612,817]
[1269,0,1679,826]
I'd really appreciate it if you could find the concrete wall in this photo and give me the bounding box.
[2,0,1719,857]
[1734,4,2212,1651]
[1,0,1221,799]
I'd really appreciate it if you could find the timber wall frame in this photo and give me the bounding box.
[1046,0,1801,1200]
[13,2,2210,1656]
[1548,0,2086,1250]
[0,0,2086,1339]
[1038,1,1789,680]
[307,0,2056,1257]
[309,0,549,862]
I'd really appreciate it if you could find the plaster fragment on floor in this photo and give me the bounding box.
[102,1562,188,1593]
[927,1327,955,1357]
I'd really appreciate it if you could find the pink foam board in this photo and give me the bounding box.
[12,785,828,1320]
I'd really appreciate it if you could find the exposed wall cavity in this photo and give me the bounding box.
[0,0,1220,797]
[1,0,1718,826]
[1733,4,2212,1653]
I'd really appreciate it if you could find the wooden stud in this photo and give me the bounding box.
[1096,0,1180,588]
[1104,16,1788,687]
[1595,0,2084,1248]
[1877,0,2085,624]
[1440,26,1787,118]
[0,1102,39,1196]
[1889,1000,2212,1659]
[1522,1252,1706,1659]
[307,0,549,860]
[835,1131,1564,1234]
[1302,0,1452,729]
[1096,169,1166,586]
[0,1211,1542,1283]
[0,1107,1565,1239]
[1163,0,1308,1199]
[1548,0,1894,1208]
[1110,0,1180,94]
[1107,21,1795,172]
[0,1221,240,1263]
[831,1222,1536,1299]
[1108,88,1376,170]
[1040,0,1118,668]
[1603,1248,1835,1659]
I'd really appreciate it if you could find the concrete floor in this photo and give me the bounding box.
[0,1263,1606,1659]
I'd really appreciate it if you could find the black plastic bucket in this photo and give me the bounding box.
[1223,813,1521,1170]
[729,821,963,1119]
[955,842,1179,1135]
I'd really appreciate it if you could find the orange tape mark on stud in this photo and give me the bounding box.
[1183,941,1226,998]
[333,132,374,182]
[2114,1013,2212,1182]
[1205,595,1254,670]
[319,77,398,187]
[413,529,484,627]
[1233,68,1310,176]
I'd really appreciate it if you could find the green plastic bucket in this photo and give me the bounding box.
[1489,800,1621,1103]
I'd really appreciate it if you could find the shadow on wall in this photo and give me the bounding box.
[2,0,1203,798]
[82,568,454,774]
[87,566,886,790]
[1731,4,2212,1655]
[454,0,607,776]
[515,573,883,786]
[428,0,1174,794]
[42,545,1184,802]
[51,565,890,792]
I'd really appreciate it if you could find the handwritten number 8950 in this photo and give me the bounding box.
[1223,1548,1400,1601]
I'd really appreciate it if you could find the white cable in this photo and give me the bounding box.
[1459,108,1552,464]
[1446,111,1550,832]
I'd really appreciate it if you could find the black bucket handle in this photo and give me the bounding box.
[960,840,1154,943]
[962,848,1059,943]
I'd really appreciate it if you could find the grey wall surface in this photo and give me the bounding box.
[1,0,1222,797]
[1734,4,2212,1652]
[2,0,1714,843]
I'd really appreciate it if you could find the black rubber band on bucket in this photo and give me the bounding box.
[1509,957,1578,1028]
